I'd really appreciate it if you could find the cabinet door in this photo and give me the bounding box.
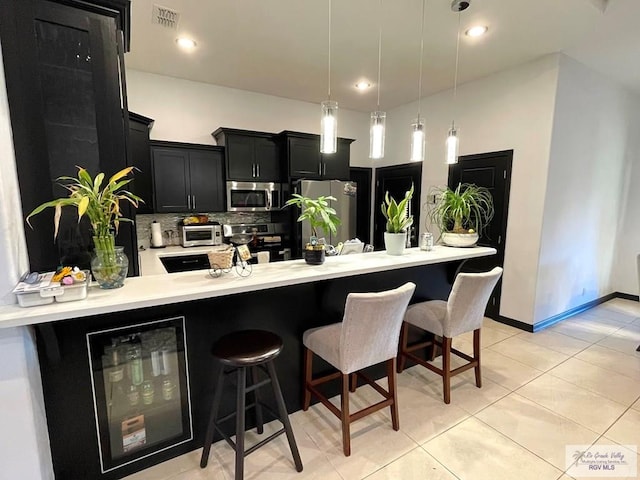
[129,118,153,213]
[226,135,255,181]
[189,149,225,212]
[254,137,280,181]
[322,138,351,180]
[152,148,190,212]
[289,137,321,179]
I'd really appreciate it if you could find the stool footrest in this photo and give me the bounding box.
[244,428,285,456]
[216,401,259,424]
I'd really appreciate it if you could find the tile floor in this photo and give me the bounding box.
[125,298,640,480]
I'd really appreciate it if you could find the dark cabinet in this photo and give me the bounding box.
[0,0,137,274]
[151,142,225,213]
[128,112,154,214]
[212,128,280,182]
[279,131,353,180]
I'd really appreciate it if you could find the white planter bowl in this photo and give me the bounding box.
[384,232,407,255]
[442,232,479,247]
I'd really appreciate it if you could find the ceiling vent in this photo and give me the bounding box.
[152,5,180,29]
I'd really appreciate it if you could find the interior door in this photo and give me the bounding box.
[448,150,513,319]
[374,164,422,249]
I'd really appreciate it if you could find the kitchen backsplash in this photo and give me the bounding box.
[136,212,270,249]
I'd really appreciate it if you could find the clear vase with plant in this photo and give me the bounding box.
[27,166,142,288]
[381,184,414,255]
[285,194,341,265]
[427,183,494,247]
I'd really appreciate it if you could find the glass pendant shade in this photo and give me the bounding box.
[320,100,338,154]
[410,119,425,162]
[369,111,386,159]
[446,123,459,164]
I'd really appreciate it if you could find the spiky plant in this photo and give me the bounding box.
[381,184,414,234]
[428,183,494,236]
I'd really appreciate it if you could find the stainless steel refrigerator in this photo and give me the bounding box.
[296,180,357,250]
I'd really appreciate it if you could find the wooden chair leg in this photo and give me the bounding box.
[341,374,351,456]
[430,334,438,361]
[387,359,399,431]
[397,322,409,373]
[349,372,357,393]
[473,329,482,388]
[442,337,452,404]
[302,347,313,411]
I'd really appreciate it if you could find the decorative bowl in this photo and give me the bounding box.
[442,232,479,247]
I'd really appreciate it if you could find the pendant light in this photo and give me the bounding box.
[446,0,469,164]
[320,0,337,154]
[369,0,385,159]
[410,0,427,162]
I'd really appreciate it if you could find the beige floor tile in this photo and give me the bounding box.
[581,305,637,324]
[597,324,640,356]
[124,450,212,480]
[516,330,591,356]
[423,417,563,480]
[574,344,640,381]
[548,357,640,406]
[482,317,523,336]
[364,447,458,480]
[480,349,544,391]
[476,394,600,469]
[488,335,570,371]
[602,298,640,318]
[633,398,640,412]
[604,409,640,447]
[516,374,628,434]
[458,327,514,348]
[549,318,618,344]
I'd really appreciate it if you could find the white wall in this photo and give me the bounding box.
[125,70,372,167]
[385,55,561,325]
[0,40,54,479]
[535,55,637,321]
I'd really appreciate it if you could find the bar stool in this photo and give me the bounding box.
[200,330,303,480]
[397,267,503,404]
[302,282,415,456]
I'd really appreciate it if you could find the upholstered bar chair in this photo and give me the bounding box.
[302,282,416,456]
[397,267,502,404]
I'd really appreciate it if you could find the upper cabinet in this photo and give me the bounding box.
[278,131,354,181]
[128,112,154,214]
[0,0,137,274]
[151,141,225,213]
[212,128,281,182]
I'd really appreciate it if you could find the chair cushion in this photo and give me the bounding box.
[303,322,342,371]
[404,300,447,337]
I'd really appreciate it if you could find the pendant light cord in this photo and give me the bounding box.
[453,11,461,103]
[327,0,332,100]
[417,0,426,119]
[376,0,383,110]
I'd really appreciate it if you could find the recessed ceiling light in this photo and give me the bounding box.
[355,81,371,91]
[465,25,488,37]
[176,37,197,49]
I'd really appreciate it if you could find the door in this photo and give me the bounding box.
[374,164,422,249]
[448,150,513,319]
[350,167,372,244]
[289,137,321,179]
[189,149,225,212]
[152,148,190,212]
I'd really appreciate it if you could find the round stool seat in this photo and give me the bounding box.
[212,330,283,366]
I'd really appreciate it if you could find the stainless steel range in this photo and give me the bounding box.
[222,223,291,262]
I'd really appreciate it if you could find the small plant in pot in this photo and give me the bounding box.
[285,194,341,265]
[427,183,494,247]
[381,184,414,255]
[26,166,142,288]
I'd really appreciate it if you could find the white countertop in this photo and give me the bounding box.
[0,246,496,329]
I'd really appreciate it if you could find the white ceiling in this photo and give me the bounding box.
[125,0,639,112]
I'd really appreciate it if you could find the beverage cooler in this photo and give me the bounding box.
[86,317,193,473]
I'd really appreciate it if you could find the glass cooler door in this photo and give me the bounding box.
[87,316,192,473]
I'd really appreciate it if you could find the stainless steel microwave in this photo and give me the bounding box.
[226,181,282,212]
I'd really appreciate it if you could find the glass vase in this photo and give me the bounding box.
[91,235,128,289]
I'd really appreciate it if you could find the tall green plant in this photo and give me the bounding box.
[428,183,494,235]
[381,184,414,233]
[285,194,341,240]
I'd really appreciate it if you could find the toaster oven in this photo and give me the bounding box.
[179,224,223,247]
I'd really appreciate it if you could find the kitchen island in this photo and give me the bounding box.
[0,246,495,479]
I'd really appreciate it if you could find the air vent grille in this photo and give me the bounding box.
[152,5,180,29]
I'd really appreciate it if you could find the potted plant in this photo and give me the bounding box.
[26,166,142,288]
[381,184,414,255]
[427,183,494,247]
[285,194,341,265]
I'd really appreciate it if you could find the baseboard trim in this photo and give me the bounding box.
[495,291,638,333]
